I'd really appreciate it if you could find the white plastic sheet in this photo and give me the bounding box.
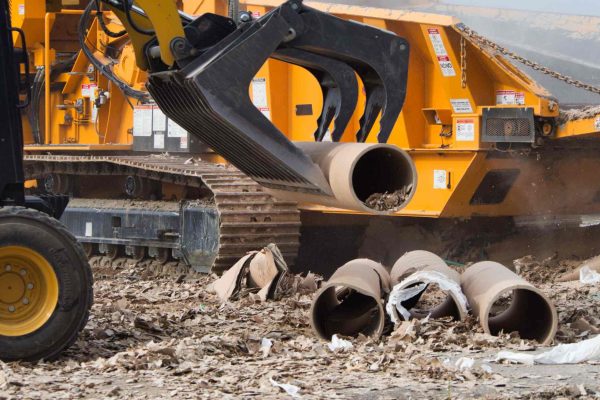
[261,338,273,358]
[328,335,353,352]
[386,270,468,323]
[454,357,475,371]
[269,378,301,398]
[495,335,600,365]
[580,266,600,285]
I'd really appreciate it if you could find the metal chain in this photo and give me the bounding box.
[456,23,600,96]
[460,36,467,89]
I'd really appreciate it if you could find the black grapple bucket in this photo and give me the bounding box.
[147,0,410,196]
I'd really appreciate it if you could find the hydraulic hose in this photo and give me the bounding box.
[79,1,149,101]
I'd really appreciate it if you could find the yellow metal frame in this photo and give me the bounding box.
[0,246,59,337]
[104,0,185,69]
[17,0,600,220]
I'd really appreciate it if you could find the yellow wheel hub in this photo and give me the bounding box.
[0,246,59,337]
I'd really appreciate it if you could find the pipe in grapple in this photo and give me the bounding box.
[268,142,417,213]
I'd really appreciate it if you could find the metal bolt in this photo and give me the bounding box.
[27,283,34,290]
[20,269,27,276]
[22,298,29,305]
[5,264,11,272]
[8,305,15,313]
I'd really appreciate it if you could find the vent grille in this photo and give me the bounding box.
[482,108,535,143]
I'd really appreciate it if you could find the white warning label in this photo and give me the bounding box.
[152,106,167,132]
[450,99,473,114]
[153,133,165,149]
[428,28,456,77]
[85,222,93,237]
[496,90,525,105]
[251,77,268,109]
[433,170,448,190]
[133,105,153,137]
[456,118,475,141]
[81,83,97,98]
[259,107,271,121]
[595,116,600,131]
[167,119,187,138]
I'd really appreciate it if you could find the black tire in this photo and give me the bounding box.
[0,207,93,362]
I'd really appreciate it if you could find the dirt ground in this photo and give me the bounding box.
[1,251,599,399]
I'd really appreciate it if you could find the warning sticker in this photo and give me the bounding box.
[180,136,188,150]
[81,83,97,98]
[456,118,475,141]
[133,105,153,137]
[437,55,456,77]
[152,106,167,132]
[433,170,448,190]
[18,4,25,15]
[428,28,456,77]
[259,107,271,121]
[167,119,187,138]
[450,99,473,114]
[496,90,525,105]
[154,133,165,150]
[595,116,600,131]
[251,78,268,109]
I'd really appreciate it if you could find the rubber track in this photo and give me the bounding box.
[23,155,300,274]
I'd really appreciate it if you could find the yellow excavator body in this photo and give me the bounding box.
[11,0,600,272]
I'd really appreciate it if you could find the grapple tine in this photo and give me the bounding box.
[283,2,410,143]
[148,10,333,195]
[147,0,409,195]
[273,48,358,142]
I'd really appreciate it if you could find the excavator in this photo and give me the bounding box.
[4,0,600,360]
[0,0,92,362]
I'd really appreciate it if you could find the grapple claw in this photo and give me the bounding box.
[147,0,410,195]
[273,48,358,142]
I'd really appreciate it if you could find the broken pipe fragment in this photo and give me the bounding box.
[387,250,468,323]
[210,243,289,302]
[310,259,391,340]
[461,261,558,345]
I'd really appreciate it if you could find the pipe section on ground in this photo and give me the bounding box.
[268,142,417,214]
[388,251,467,322]
[461,261,558,345]
[310,259,391,340]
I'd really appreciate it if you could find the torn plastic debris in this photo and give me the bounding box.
[327,334,353,352]
[310,259,391,340]
[461,261,558,345]
[209,244,319,302]
[387,251,468,323]
[269,377,301,398]
[261,338,273,358]
[495,334,600,365]
[580,266,600,285]
[556,255,600,282]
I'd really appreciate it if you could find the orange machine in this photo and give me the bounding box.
[14,0,600,272]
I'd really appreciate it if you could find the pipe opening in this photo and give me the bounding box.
[312,286,384,339]
[488,288,555,342]
[352,147,415,211]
